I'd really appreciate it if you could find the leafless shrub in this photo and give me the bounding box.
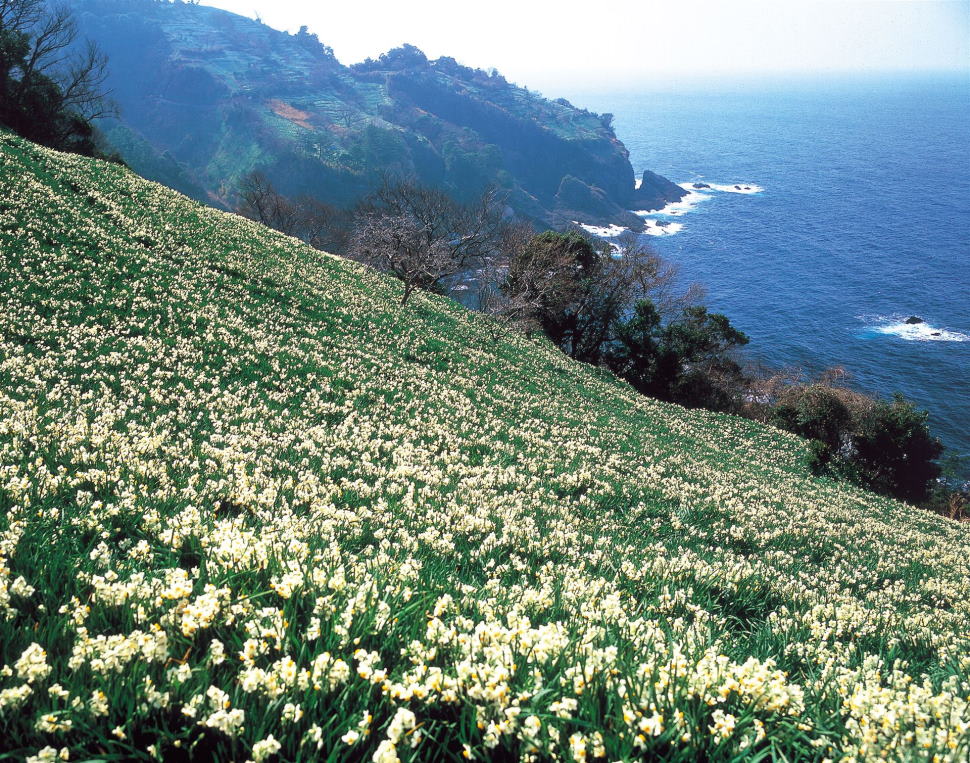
[347,177,504,306]
[237,172,301,236]
[236,172,350,252]
[479,227,699,361]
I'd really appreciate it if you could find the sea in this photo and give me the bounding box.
[570,74,970,476]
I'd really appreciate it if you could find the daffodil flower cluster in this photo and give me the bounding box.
[0,132,968,761]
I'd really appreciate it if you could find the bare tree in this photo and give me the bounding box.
[293,194,350,253]
[0,0,44,32]
[236,172,350,252]
[237,172,301,236]
[348,177,504,306]
[477,220,542,334]
[57,38,111,121]
[7,2,110,117]
[610,230,705,317]
[0,0,113,151]
[481,228,696,361]
[334,103,357,130]
[15,4,77,94]
[351,212,457,306]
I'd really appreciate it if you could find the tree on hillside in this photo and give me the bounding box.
[237,171,350,253]
[757,369,945,505]
[497,230,688,365]
[0,0,113,155]
[476,219,543,333]
[851,393,943,504]
[769,377,862,453]
[296,194,351,253]
[658,305,751,407]
[348,178,503,306]
[237,172,301,236]
[489,229,749,408]
[605,300,749,410]
[501,230,602,354]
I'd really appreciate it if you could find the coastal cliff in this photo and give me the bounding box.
[73,0,684,228]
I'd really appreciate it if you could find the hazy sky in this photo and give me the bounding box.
[199,0,969,92]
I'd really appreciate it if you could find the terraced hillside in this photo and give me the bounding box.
[71,0,679,229]
[0,132,968,761]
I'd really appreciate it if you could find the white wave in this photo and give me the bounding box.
[628,179,763,238]
[869,318,970,343]
[577,177,762,242]
[641,218,685,236]
[573,222,629,238]
[635,190,711,218]
[687,181,764,195]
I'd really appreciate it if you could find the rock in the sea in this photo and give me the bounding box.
[932,332,942,336]
[734,185,742,190]
[632,170,689,212]
[554,175,644,231]
[905,316,924,325]
[693,182,711,189]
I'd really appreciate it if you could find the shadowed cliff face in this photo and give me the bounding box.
[74,0,685,227]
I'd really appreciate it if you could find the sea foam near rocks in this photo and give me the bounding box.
[573,222,629,238]
[636,189,710,218]
[640,219,685,236]
[691,182,765,195]
[631,181,763,237]
[578,179,763,241]
[866,317,970,342]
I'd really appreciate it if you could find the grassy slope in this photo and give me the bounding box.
[0,132,967,762]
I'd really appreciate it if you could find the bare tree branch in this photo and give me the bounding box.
[59,39,113,119]
[348,177,505,306]
[0,0,114,152]
[15,3,76,94]
[0,0,43,34]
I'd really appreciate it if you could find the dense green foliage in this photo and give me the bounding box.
[770,385,944,504]
[500,234,943,504]
[607,301,749,411]
[1,133,969,761]
[852,394,944,504]
[771,385,854,453]
[500,232,748,411]
[504,231,616,362]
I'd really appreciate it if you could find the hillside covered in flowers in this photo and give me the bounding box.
[0,131,968,762]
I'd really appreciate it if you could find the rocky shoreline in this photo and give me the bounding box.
[553,169,689,232]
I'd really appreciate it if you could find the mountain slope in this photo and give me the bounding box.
[72,0,684,227]
[0,132,968,760]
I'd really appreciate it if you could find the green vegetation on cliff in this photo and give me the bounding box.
[71,0,681,227]
[0,132,968,761]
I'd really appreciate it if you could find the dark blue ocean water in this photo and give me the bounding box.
[573,75,970,471]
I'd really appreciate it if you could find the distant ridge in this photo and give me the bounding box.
[72,0,686,227]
